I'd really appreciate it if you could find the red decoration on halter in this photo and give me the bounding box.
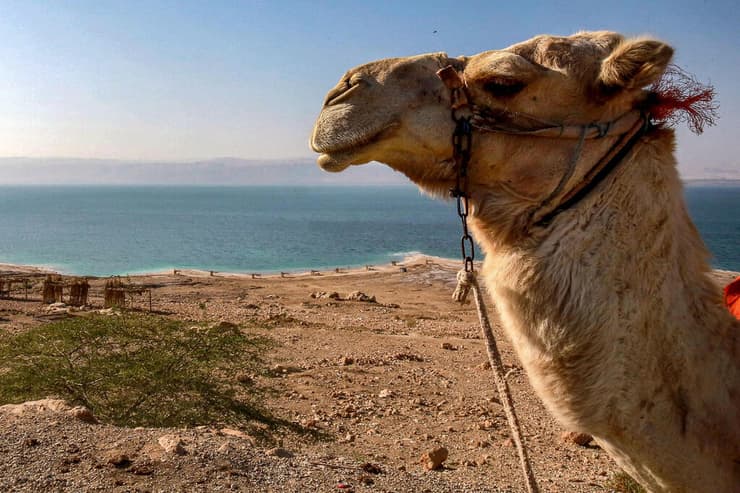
[646,65,718,134]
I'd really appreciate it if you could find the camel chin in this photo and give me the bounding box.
[316,142,375,172]
[316,153,352,172]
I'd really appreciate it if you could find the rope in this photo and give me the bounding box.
[537,124,588,212]
[455,270,540,493]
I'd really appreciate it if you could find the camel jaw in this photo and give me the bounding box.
[311,119,397,172]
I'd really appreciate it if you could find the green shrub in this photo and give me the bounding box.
[0,314,271,429]
[606,471,647,493]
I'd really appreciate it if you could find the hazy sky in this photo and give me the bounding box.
[0,0,738,178]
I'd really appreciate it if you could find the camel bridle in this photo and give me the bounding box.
[437,65,652,493]
[436,65,650,231]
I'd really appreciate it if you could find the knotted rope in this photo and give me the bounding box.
[455,269,540,493]
[439,64,539,492]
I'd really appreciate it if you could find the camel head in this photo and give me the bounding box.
[311,32,673,228]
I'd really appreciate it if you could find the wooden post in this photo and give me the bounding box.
[42,275,56,304]
[68,279,89,307]
[104,277,126,308]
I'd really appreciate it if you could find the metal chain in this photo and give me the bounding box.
[440,67,540,493]
[450,108,474,272]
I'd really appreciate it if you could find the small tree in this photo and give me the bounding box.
[0,314,271,429]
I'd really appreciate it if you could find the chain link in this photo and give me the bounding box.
[449,95,475,272]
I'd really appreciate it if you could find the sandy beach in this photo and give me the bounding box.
[0,255,736,492]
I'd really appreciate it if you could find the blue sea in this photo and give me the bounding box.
[0,185,737,276]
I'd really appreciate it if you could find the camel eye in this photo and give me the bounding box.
[483,78,526,97]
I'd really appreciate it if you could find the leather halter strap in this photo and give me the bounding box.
[436,65,649,227]
[471,107,643,140]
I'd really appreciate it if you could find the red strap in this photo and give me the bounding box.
[725,276,740,320]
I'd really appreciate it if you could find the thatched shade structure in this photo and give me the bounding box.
[104,277,126,308]
[68,279,90,307]
[104,277,152,311]
[42,275,89,306]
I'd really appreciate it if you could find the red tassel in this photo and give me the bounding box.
[647,65,718,134]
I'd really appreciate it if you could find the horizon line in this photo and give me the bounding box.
[0,155,317,163]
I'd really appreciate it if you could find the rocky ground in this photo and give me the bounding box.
[1,257,736,492]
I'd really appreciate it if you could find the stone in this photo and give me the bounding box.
[310,291,340,300]
[0,398,71,416]
[103,450,131,468]
[440,342,457,350]
[341,356,355,366]
[346,291,376,303]
[561,431,593,446]
[67,406,98,424]
[158,435,187,455]
[266,447,294,458]
[477,420,494,431]
[219,428,254,443]
[271,364,302,375]
[378,389,394,399]
[420,446,448,470]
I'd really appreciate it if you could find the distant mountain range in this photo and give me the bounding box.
[0,157,408,186]
[0,157,737,186]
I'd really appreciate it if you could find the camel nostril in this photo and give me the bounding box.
[324,86,345,106]
[324,77,365,107]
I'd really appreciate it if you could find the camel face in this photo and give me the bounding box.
[311,32,673,200]
[311,52,457,176]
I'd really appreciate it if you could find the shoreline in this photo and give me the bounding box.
[0,253,468,280]
[1,256,737,281]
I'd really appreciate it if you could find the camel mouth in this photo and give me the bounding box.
[312,122,397,172]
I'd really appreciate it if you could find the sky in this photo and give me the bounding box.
[0,0,738,179]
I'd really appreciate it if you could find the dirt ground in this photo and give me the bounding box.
[1,257,736,492]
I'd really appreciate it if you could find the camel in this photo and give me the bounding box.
[310,32,740,492]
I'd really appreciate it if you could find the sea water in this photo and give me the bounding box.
[0,185,737,276]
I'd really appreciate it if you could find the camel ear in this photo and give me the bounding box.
[598,38,673,92]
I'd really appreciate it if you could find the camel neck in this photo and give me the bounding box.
[469,129,732,434]
[474,128,719,354]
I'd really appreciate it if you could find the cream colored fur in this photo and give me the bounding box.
[310,32,740,492]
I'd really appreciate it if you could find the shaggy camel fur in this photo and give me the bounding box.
[311,32,740,492]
